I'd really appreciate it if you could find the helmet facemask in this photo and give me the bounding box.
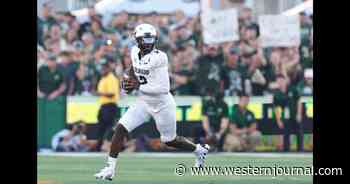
[136,33,156,55]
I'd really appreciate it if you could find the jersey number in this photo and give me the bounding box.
[138,76,148,85]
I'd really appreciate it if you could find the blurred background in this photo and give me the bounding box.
[37,0,313,153]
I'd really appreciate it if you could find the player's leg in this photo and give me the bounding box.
[152,94,210,167]
[95,100,150,180]
[165,136,196,151]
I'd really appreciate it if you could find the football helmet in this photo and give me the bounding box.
[133,23,157,54]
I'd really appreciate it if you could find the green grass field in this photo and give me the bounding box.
[38,152,312,184]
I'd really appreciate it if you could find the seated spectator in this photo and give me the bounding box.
[194,90,229,152]
[224,92,261,152]
[38,54,66,100]
[51,121,95,152]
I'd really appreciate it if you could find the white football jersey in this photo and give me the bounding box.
[130,46,170,94]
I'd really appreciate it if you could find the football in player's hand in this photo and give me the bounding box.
[122,75,139,93]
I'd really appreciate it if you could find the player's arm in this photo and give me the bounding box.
[127,66,136,78]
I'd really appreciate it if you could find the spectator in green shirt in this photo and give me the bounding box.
[193,44,224,96]
[39,3,57,36]
[224,92,261,152]
[273,74,303,152]
[221,47,243,96]
[195,90,229,151]
[38,55,66,100]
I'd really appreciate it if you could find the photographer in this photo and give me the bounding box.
[51,121,92,152]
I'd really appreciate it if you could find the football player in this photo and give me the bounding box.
[94,23,210,181]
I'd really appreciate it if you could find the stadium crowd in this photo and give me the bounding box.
[37,4,313,98]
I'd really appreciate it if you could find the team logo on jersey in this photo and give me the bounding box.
[133,67,150,75]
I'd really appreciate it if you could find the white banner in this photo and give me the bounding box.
[201,8,239,44]
[259,15,300,47]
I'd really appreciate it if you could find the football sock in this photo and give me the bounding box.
[107,156,117,168]
[194,144,202,153]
